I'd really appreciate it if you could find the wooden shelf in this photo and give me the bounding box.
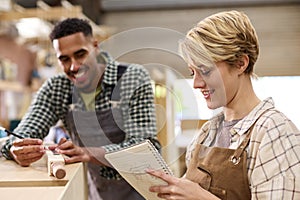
[0,5,82,21]
[0,4,112,42]
[0,80,32,92]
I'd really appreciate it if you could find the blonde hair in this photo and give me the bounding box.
[179,10,259,75]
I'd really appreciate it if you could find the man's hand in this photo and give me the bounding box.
[50,137,91,164]
[50,137,111,167]
[10,138,45,167]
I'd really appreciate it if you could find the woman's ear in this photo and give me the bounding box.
[236,54,249,75]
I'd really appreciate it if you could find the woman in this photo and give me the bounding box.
[147,10,300,199]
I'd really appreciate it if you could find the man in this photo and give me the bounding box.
[1,18,160,200]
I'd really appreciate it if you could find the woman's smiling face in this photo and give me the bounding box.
[190,61,240,110]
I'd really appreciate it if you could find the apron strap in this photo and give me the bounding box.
[110,64,128,101]
[197,130,210,145]
[230,109,269,165]
[230,125,254,165]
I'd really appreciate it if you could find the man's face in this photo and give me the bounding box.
[53,32,102,93]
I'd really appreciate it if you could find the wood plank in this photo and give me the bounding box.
[0,187,65,200]
[0,80,32,92]
[0,6,82,21]
[0,156,75,187]
[0,156,87,200]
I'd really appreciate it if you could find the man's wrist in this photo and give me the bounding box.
[1,142,13,160]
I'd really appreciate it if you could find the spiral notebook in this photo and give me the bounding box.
[105,140,173,200]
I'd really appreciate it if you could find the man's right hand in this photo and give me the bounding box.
[10,138,45,167]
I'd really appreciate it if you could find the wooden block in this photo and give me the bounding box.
[45,150,66,179]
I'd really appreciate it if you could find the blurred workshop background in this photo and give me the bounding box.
[0,0,299,176]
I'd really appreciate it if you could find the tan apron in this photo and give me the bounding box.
[186,125,255,199]
[66,100,144,200]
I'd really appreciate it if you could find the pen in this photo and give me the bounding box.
[0,126,24,139]
[0,127,55,153]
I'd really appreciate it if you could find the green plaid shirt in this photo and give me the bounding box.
[1,51,159,179]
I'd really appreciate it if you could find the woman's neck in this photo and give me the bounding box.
[223,79,261,121]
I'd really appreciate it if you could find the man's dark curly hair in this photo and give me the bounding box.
[49,18,93,41]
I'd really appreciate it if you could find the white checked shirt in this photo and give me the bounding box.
[186,98,300,199]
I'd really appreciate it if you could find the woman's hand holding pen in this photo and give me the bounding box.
[10,138,45,167]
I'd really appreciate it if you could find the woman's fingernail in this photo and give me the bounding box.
[146,168,154,173]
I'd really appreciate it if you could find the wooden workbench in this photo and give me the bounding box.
[0,154,88,200]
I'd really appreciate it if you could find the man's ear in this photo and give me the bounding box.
[236,54,249,75]
[93,39,98,48]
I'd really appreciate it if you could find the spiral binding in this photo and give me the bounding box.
[146,140,173,175]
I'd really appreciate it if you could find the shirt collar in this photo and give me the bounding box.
[100,51,120,86]
[232,97,275,136]
[208,97,275,136]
